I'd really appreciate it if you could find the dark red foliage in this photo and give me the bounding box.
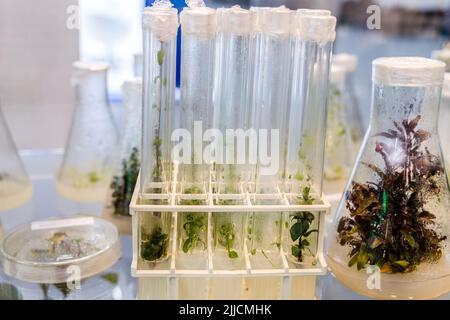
[337,115,446,273]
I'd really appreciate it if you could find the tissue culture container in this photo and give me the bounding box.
[57,62,119,203]
[246,7,293,300]
[323,65,357,194]
[208,6,254,299]
[0,216,124,300]
[140,4,178,196]
[284,13,336,199]
[213,6,254,194]
[0,105,32,212]
[327,57,450,299]
[283,12,336,261]
[251,6,292,194]
[138,2,178,276]
[332,53,364,147]
[176,4,217,299]
[178,5,216,194]
[0,216,121,285]
[440,73,450,177]
[103,78,142,234]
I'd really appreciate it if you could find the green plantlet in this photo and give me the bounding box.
[141,226,169,262]
[289,212,318,262]
[289,186,318,262]
[110,147,140,216]
[88,171,100,184]
[182,213,206,254]
[218,222,238,259]
[157,48,165,66]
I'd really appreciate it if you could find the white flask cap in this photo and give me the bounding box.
[333,53,358,73]
[373,57,445,87]
[330,65,346,85]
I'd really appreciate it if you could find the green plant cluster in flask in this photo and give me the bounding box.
[289,186,318,262]
[337,115,447,273]
[110,147,140,216]
[141,226,169,262]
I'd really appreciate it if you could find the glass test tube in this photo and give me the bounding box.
[248,8,292,283]
[178,5,216,194]
[140,4,178,196]
[252,6,293,195]
[177,4,216,300]
[285,13,336,198]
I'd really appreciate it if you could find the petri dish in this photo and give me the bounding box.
[0,216,121,284]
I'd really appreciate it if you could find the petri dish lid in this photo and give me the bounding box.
[0,216,121,284]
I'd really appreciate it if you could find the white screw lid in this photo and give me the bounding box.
[333,53,358,73]
[296,14,337,45]
[373,57,446,87]
[143,1,179,42]
[218,6,255,36]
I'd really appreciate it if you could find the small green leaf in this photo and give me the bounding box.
[301,239,310,247]
[348,253,359,267]
[291,245,300,258]
[228,251,238,259]
[356,251,369,271]
[290,222,303,241]
[250,249,256,255]
[182,238,192,253]
[157,49,165,66]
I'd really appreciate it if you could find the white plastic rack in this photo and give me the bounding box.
[130,171,331,299]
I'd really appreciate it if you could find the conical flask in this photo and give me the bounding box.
[332,53,364,147]
[0,104,32,212]
[327,57,450,299]
[103,78,142,234]
[440,73,450,176]
[56,62,119,203]
[324,64,358,194]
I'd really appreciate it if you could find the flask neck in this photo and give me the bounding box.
[75,71,109,108]
[369,84,441,134]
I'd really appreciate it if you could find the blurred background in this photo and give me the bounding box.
[0,0,449,150]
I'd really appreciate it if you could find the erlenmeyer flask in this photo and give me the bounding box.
[0,104,32,212]
[103,78,142,234]
[332,53,364,147]
[56,62,119,203]
[324,65,357,194]
[327,57,450,299]
[440,73,450,176]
